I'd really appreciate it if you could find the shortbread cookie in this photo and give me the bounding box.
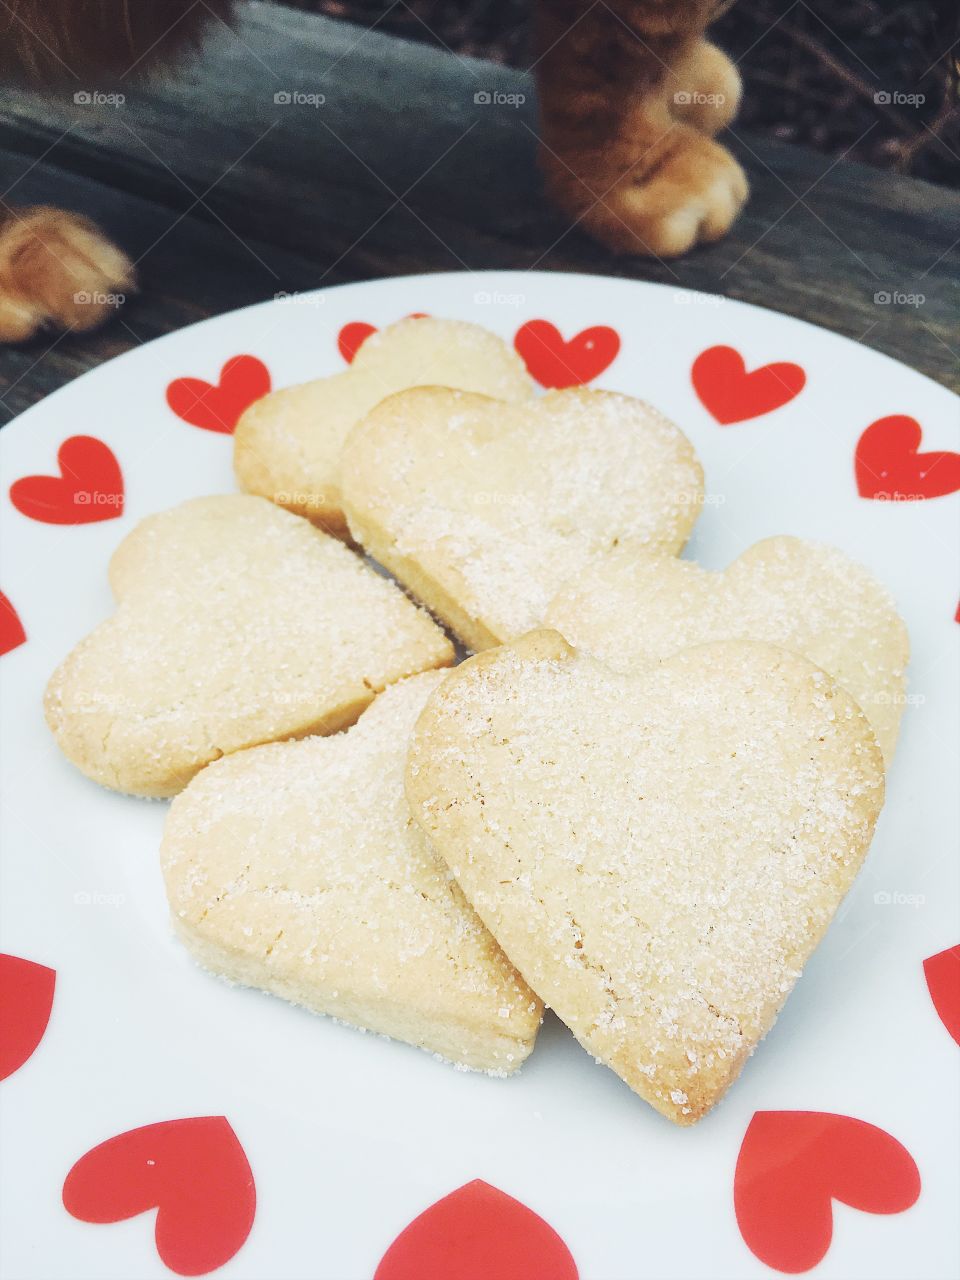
[234,316,534,536]
[406,631,884,1123]
[161,671,542,1072]
[45,495,452,797]
[546,537,909,766]
[341,387,703,650]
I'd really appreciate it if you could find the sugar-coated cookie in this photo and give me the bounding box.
[546,537,909,766]
[45,495,452,797]
[234,317,534,536]
[161,670,542,1072]
[406,631,884,1123]
[341,386,703,650]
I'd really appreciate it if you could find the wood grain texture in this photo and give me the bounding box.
[0,0,957,419]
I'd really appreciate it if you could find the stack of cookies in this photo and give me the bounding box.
[46,317,906,1124]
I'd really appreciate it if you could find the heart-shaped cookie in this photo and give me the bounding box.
[546,536,908,766]
[161,671,541,1072]
[406,631,884,1123]
[234,317,534,536]
[342,387,703,651]
[45,495,452,797]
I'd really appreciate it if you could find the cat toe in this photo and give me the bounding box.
[670,41,743,136]
[0,207,134,343]
[578,131,748,257]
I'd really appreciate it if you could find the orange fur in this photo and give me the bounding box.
[0,0,224,342]
[0,0,746,343]
[534,0,747,256]
[0,0,233,85]
[0,208,136,342]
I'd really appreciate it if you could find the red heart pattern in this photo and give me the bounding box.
[375,1180,578,1280]
[735,1111,920,1273]
[338,321,378,363]
[1,310,955,1276]
[692,344,806,424]
[9,436,124,524]
[855,414,960,501]
[337,314,429,364]
[514,320,620,388]
[166,356,271,434]
[0,592,26,657]
[0,954,55,1080]
[63,1116,255,1276]
[924,945,960,1045]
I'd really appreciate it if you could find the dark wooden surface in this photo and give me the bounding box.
[1,0,957,422]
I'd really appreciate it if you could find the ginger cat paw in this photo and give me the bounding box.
[670,41,743,136]
[0,207,134,343]
[534,1,748,259]
[546,128,748,258]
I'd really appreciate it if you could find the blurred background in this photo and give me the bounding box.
[290,0,960,187]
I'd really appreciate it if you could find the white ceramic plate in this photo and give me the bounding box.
[1,271,958,1280]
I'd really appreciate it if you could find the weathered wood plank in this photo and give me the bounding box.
[0,152,332,422]
[1,2,957,397]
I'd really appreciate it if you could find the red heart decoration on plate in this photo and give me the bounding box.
[855,414,960,500]
[375,1180,578,1280]
[9,436,123,524]
[924,944,960,1045]
[692,345,806,424]
[166,356,271,434]
[0,954,55,1080]
[338,321,378,363]
[735,1111,920,1273]
[514,320,620,388]
[0,592,26,657]
[63,1116,255,1276]
[337,314,429,364]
